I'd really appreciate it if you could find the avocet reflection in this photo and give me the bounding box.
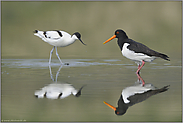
[34,64,85,99]
[34,82,85,99]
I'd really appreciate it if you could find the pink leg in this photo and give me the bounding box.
[136,73,145,86]
[136,61,145,74]
[138,64,141,69]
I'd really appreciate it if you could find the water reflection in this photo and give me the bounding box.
[34,82,85,99]
[136,72,145,86]
[104,76,170,116]
[34,65,85,99]
[49,64,63,82]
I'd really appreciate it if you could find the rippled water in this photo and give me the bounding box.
[1,58,182,122]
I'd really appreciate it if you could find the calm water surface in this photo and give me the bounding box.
[1,58,182,122]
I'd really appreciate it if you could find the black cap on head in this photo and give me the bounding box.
[115,29,128,39]
[73,32,81,39]
[73,32,86,45]
[115,108,127,116]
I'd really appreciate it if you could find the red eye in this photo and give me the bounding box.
[117,112,119,114]
[116,31,119,34]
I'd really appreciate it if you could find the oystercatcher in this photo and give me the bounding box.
[103,29,170,74]
[104,83,170,115]
[34,30,86,65]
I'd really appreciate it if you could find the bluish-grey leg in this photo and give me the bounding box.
[55,46,63,64]
[49,46,55,65]
[55,65,63,82]
[49,64,54,81]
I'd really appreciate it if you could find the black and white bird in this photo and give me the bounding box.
[35,82,85,99]
[34,30,86,65]
[103,82,170,115]
[103,29,170,74]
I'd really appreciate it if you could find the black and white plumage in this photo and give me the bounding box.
[34,30,86,65]
[104,83,170,116]
[34,82,85,99]
[103,29,170,74]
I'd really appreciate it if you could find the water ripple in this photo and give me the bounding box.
[2,59,181,69]
[2,59,130,69]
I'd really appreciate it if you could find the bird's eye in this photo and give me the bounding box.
[117,111,120,114]
[116,31,119,34]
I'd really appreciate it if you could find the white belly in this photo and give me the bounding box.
[121,43,156,62]
[47,38,75,47]
[122,83,155,103]
[47,34,75,47]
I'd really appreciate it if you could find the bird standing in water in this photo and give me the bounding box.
[103,29,170,74]
[34,30,86,65]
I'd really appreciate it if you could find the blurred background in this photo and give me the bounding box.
[1,1,181,60]
[1,1,182,122]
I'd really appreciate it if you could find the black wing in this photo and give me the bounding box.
[127,85,170,106]
[127,39,170,61]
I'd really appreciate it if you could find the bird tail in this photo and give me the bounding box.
[157,52,170,61]
[75,85,86,97]
[33,30,47,42]
[153,85,170,95]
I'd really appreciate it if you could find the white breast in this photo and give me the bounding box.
[34,83,77,99]
[122,83,155,103]
[121,43,156,62]
[47,31,76,47]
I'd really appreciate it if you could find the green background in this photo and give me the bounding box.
[1,1,182,122]
[2,1,181,60]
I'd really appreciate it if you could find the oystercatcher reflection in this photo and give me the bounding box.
[104,79,170,115]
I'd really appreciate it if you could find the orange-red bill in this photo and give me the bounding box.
[103,35,116,44]
[103,101,116,111]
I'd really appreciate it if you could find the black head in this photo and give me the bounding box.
[114,95,128,116]
[103,29,128,45]
[73,32,86,45]
[115,29,128,39]
[73,32,81,39]
[103,101,128,116]
[115,108,127,115]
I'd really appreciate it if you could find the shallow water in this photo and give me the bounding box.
[1,58,182,122]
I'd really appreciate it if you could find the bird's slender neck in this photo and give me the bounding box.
[118,95,127,106]
[117,39,125,51]
[116,95,128,115]
[115,32,129,50]
[117,35,129,50]
[65,35,77,45]
[70,38,76,44]
[71,35,78,41]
